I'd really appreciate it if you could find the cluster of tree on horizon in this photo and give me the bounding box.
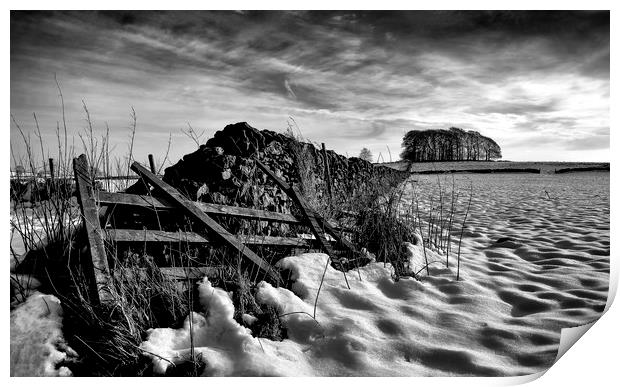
[400,127,502,162]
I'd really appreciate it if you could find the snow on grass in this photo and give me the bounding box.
[10,292,76,376]
[10,274,42,306]
[141,278,314,376]
[140,246,512,376]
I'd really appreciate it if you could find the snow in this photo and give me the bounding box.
[10,274,42,306]
[10,292,76,376]
[9,171,608,377]
[140,172,609,377]
[139,249,507,376]
[141,279,314,376]
[10,209,78,376]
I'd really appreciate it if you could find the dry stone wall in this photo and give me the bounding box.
[163,122,408,228]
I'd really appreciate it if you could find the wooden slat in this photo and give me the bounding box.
[199,202,300,224]
[97,191,303,224]
[239,235,313,247]
[73,154,114,304]
[159,266,216,280]
[98,191,172,210]
[107,228,313,247]
[254,159,352,289]
[100,169,151,230]
[119,266,219,280]
[106,229,208,243]
[96,175,141,180]
[130,161,283,285]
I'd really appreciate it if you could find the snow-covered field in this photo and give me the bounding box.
[139,172,610,376]
[10,172,610,376]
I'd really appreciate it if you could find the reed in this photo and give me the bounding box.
[10,92,210,375]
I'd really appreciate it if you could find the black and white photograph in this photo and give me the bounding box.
[8,6,614,379]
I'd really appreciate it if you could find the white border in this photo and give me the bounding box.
[4,2,617,385]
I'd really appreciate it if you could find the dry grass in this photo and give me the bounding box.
[11,95,290,375]
[346,173,417,279]
[285,118,337,221]
[282,120,474,282]
[54,256,194,376]
[10,92,209,375]
[11,96,474,376]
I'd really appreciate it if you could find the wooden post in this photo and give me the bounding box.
[130,161,283,286]
[48,158,55,181]
[148,154,156,174]
[254,159,352,288]
[321,143,333,206]
[255,158,358,255]
[73,154,114,304]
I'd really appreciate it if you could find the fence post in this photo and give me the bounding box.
[148,154,157,174]
[73,154,114,305]
[48,158,55,181]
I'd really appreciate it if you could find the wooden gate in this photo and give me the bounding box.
[72,154,358,305]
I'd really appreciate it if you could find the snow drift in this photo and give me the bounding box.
[10,292,76,376]
[140,246,520,376]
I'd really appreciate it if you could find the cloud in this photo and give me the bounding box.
[10,10,609,163]
[564,134,609,151]
[468,99,560,116]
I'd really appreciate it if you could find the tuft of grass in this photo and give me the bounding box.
[409,174,474,279]
[55,255,193,376]
[209,259,287,341]
[253,304,287,341]
[348,172,417,280]
[284,119,335,221]
[10,89,199,375]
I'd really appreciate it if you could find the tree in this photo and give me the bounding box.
[400,128,502,163]
[359,147,373,163]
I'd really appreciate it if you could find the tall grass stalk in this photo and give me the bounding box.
[415,199,430,276]
[10,92,196,374]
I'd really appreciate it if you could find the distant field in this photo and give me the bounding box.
[377,160,610,174]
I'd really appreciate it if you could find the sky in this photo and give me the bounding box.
[10,10,610,168]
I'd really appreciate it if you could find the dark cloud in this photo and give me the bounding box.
[468,100,560,116]
[579,50,610,79]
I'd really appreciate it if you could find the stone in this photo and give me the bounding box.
[163,122,409,224]
[196,183,209,200]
